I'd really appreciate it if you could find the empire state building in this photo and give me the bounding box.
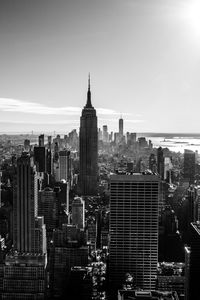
[79,75,98,195]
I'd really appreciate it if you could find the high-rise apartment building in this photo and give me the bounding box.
[79,75,98,195]
[109,174,160,290]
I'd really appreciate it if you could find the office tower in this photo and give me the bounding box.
[138,137,148,148]
[72,197,85,229]
[102,125,109,143]
[24,139,30,151]
[39,134,45,147]
[34,216,47,254]
[157,147,164,179]
[50,224,88,298]
[79,75,98,195]
[164,157,173,181]
[98,128,103,141]
[58,150,71,182]
[68,129,79,150]
[54,142,59,162]
[109,174,160,289]
[119,117,123,137]
[184,149,196,183]
[184,245,190,300]
[3,153,47,299]
[148,140,152,149]
[187,222,200,299]
[127,132,136,146]
[149,153,157,173]
[48,135,52,148]
[114,132,119,144]
[46,148,52,175]
[13,153,37,253]
[38,187,58,231]
[109,131,113,142]
[34,146,46,173]
[1,254,47,299]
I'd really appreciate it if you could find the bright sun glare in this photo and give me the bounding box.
[183,0,200,36]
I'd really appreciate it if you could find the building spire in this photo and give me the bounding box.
[88,73,90,91]
[86,73,92,108]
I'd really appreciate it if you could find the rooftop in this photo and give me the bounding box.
[118,289,179,300]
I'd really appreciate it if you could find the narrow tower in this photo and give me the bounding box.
[79,75,98,195]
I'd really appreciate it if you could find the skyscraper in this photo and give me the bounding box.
[13,153,37,253]
[79,75,98,195]
[186,222,200,299]
[3,153,47,299]
[72,197,85,229]
[102,125,109,143]
[34,146,46,173]
[39,134,45,147]
[58,150,71,182]
[157,147,164,179]
[109,174,160,290]
[184,149,196,183]
[119,117,123,137]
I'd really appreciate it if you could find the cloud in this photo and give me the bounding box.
[0,98,81,115]
[0,119,80,125]
[0,98,131,117]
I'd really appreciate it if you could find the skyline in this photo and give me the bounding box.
[1,0,200,133]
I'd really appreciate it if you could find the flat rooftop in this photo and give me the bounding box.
[110,173,160,182]
[118,289,179,300]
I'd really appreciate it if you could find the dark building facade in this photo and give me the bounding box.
[187,222,200,300]
[79,76,98,195]
[157,147,164,179]
[109,174,160,290]
[13,153,37,253]
[184,149,196,183]
[34,146,46,173]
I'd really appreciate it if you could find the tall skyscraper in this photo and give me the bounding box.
[72,197,85,229]
[3,153,47,299]
[184,149,196,183]
[186,222,200,299]
[79,75,98,195]
[157,147,164,179]
[13,153,37,253]
[38,187,58,231]
[102,125,109,143]
[109,174,160,290]
[149,153,157,173]
[39,134,45,147]
[34,146,46,173]
[58,150,71,182]
[119,117,123,137]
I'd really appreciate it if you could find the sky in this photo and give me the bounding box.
[0,0,200,134]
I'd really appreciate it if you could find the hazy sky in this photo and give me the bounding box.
[0,0,200,133]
